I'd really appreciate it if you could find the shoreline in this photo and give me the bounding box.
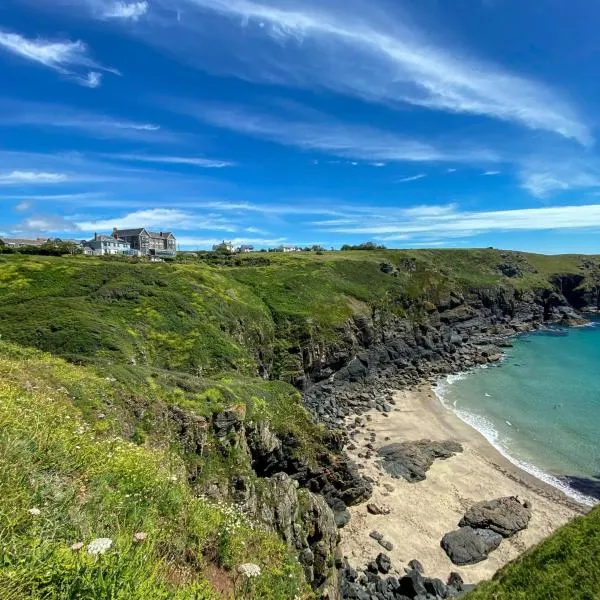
[433,370,599,508]
[340,384,587,583]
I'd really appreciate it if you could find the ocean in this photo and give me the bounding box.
[434,321,600,507]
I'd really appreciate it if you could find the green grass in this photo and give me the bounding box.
[466,506,600,600]
[0,343,312,599]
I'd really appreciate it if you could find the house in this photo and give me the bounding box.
[212,240,234,253]
[84,233,131,256]
[236,244,254,253]
[279,244,302,253]
[115,228,177,257]
[0,237,49,248]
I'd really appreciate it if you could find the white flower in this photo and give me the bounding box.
[238,563,261,578]
[133,532,148,543]
[87,538,113,556]
[28,508,41,516]
[70,542,84,551]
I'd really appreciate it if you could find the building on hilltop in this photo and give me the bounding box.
[236,244,254,253]
[278,244,302,253]
[84,233,131,256]
[212,240,234,253]
[114,228,177,257]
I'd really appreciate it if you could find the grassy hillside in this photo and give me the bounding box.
[466,505,600,600]
[0,343,313,599]
[1,249,599,599]
[1,249,598,381]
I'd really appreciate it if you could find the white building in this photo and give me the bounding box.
[279,244,302,253]
[84,234,131,255]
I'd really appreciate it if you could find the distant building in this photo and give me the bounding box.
[213,240,234,253]
[236,244,254,253]
[279,244,302,253]
[0,237,49,248]
[115,228,177,257]
[84,234,131,256]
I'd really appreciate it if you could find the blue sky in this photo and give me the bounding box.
[2,0,600,252]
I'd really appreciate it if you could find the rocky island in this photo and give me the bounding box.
[0,248,598,599]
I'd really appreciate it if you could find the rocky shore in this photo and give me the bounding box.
[294,283,592,597]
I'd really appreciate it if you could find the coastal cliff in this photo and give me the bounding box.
[0,248,599,599]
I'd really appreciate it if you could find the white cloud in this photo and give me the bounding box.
[0,29,118,87]
[104,153,235,168]
[518,158,600,198]
[315,203,600,239]
[0,170,68,184]
[188,104,498,164]
[398,173,426,183]
[483,170,501,176]
[76,208,238,232]
[101,1,149,20]
[15,201,30,211]
[146,0,591,144]
[447,168,457,173]
[0,99,168,141]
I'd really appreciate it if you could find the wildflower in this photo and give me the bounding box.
[28,508,41,516]
[70,542,84,551]
[87,538,113,556]
[237,563,261,578]
[133,532,148,543]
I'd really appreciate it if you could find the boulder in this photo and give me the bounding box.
[397,569,427,597]
[376,552,392,574]
[378,440,463,482]
[441,526,503,565]
[459,496,532,537]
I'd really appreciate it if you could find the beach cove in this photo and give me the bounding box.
[341,385,587,583]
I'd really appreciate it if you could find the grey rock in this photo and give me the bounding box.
[376,552,392,574]
[408,559,424,574]
[378,440,463,482]
[367,503,390,515]
[441,526,503,565]
[459,496,532,537]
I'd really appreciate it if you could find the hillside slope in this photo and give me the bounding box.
[0,248,599,599]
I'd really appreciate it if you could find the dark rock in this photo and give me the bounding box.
[376,552,392,574]
[424,577,449,598]
[367,503,390,515]
[379,539,394,551]
[398,569,427,597]
[378,440,463,482]
[408,559,424,574]
[369,530,384,542]
[447,572,464,591]
[367,560,379,573]
[459,496,532,537]
[441,526,503,565]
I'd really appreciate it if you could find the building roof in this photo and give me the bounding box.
[116,228,146,237]
[88,235,128,243]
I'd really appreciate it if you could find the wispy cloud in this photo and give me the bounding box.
[483,170,501,176]
[314,203,600,239]
[176,235,286,249]
[0,170,68,185]
[185,103,497,164]
[0,99,169,141]
[103,153,235,168]
[101,1,149,20]
[144,0,591,144]
[76,208,238,232]
[398,173,426,183]
[0,29,118,87]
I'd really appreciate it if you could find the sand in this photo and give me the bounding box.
[340,386,587,584]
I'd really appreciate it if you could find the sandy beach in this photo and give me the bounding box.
[341,386,587,584]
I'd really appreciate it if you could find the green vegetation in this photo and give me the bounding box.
[466,506,600,600]
[0,343,311,600]
[1,248,599,598]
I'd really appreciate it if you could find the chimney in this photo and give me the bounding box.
[94,232,97,241]
[160,231,163,237]
[112,227,119,239]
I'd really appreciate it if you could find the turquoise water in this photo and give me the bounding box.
[434,322,600,506]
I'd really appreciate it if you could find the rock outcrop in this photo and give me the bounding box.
[459,496,532,537]
[441,526,503,566]
[378,440,463,482]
